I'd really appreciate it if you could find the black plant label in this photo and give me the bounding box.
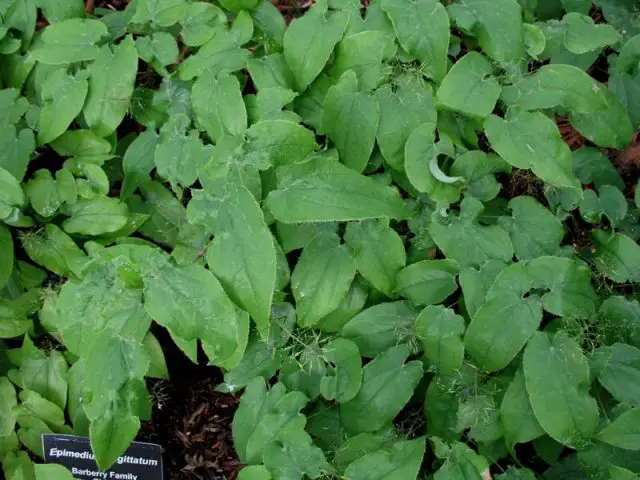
[42,434,164,480]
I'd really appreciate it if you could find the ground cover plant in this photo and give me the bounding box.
[1,0,640,478]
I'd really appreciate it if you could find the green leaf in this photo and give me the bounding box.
[610,73,640,129]
[280,353,325,401]
[243,120,315,167]
[276,221,338,254]
[180,2,226,47]
[341,301,419,358]
[579,186,628,227]
[523,330,599,448]
[17,416,52,457]
[238,465,272,480]
[136,32,179,75]
[247,86,298,123]
[0,300,31,339]
[381,0,450,82]
[456,393,502,443]
[0,225,14,291]
[34,464,75,480]
[25,170,60,218]
[500,369,544,448]
[219,0,260,12]
[198,137,257,200]
[429,197,514,268]
[262,428,333,479]
[83,332,149,470]
[344,219,406,297]
[563,13,621,54]
[126,180,194,248]
[396,260,459,307]
[192,71,247,143]
[50,129,112,164]
[142,252,249,368]
[317,277,368,333]
[591,230,640,283]
[465,284,542,372]
[0,89,28,128]
[415,305,465,375]
[130,0,189,27]
[501,64,608,113]
[447,0,524,65]
[266,158,409,222]
[598,296,640,348]
[232,378,308,465]
[37,69,88,145]
[0,126,34,183]
[9,336,68,409]
[561,0,591,13]
[485,109,580,189]
[121,128,159,200]
[424,376,460,441]
[30,19,108,65]
[527,256,597,319]
[15,390,65,431]
[591,343,640,406]
[55,258,150,356]
[2,451,36,479]
[320,338,363,403]
[616,33,640,75]
[290,233,356,327]
[375,78,437,171]
[333,428,397,473]
[523,23,546,59]
[62,197,129,236]
[155,114,211,190]
[495,467,537,480]
[187,183,276,338]
[498,196,565,260]
[0,377,17,437]
[433,440,489,480]
[572,147,624,190]
[248,53,295,91]
[38,0,84,22]
[608,465,639,480]
[596,408,640,451]
[222,336,282,392]
[178,16,252,81]
[343,437,426,480]
[142,332,169,380]
[251,1,287,48]
[405,123,463,203]
[283,1,348,91]
[571,87,634,149]
[0,166,25,220]
[327,31,390,91]
[21,224,86,277]
[322,71,380,172]
[83,36,139,138]
[341,344,423,434]
[436,52,501,118]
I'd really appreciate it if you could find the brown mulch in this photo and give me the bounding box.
[138,376,242,480]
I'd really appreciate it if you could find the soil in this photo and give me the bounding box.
[138,377,241,480]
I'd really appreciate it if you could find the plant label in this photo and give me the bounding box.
[42,434,164,479]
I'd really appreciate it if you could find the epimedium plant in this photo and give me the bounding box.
[0,0,640,478]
